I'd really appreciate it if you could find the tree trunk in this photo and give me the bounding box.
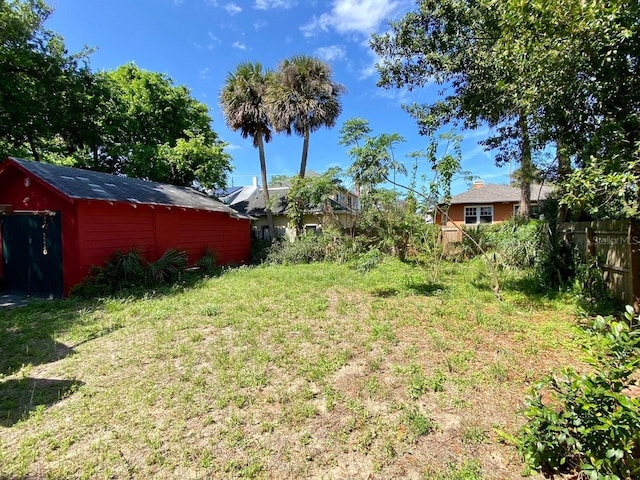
[27,134,40,162]
[257,134,275,242]
[518,112,533,219]
[556,138,571,180]
[299,127,310,178]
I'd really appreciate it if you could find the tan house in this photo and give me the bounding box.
[437,180,554,227]
[220,181,359,241]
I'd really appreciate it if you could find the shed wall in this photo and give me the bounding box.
[74,201,250,290]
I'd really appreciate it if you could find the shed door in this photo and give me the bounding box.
[1,213,63,297]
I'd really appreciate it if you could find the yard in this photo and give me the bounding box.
[0,259,586,479]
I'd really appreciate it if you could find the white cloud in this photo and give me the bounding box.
[254,19,268,30]
[173,0,184,6]
[359,60,377,79]
[224,2,242,15]
[315,45,346,62]
[232,41,247,50]
[200,67,211,79]
[254,0,296,9]
[301,0,406,37]
[375,86,410,105]
[358,49,379,79]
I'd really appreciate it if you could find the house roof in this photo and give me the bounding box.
[222,185,356,217]
[448,183,554,205]
[4,157,241,215]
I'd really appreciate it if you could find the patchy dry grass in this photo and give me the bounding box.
[0,259,586,479]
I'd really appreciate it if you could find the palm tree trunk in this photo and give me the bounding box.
[518,111,533,219]
[299,127,310,178]
[258,134,275,241]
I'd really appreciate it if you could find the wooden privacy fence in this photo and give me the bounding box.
[559,220,640,307]
[440,226,463,247]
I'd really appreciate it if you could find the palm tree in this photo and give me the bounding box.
[267,55,345,179]
[219,62,274,240]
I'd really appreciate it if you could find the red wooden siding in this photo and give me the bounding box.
[0,162,71,212]
[76,201,156,270]
[170,209,250,264]
[162,209,250,264]
[74,201,250,289]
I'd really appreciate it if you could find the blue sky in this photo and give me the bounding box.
[46,0,509,194]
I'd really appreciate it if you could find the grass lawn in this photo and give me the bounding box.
[0,259,587,479]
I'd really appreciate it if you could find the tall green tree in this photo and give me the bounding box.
[219,62,275,239]
[86,63,229,188]
[267,55,345,178]
[0,0,100,161]
[372,0,640,219]
[371,0,545,218]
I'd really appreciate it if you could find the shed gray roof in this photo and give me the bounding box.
[6,157,239,215]
[449,183,554,205]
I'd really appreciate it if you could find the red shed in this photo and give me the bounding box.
[0,157,250,297]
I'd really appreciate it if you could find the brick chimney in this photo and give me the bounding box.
[473,179,485,189]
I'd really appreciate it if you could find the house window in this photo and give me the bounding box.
[464,205,493,225]
[261,225,271,242]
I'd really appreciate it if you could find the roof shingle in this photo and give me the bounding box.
[6,157,238,215]
[449,183,553,204]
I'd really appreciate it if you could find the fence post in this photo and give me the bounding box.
[586,227,595,258]
[630,220,640,312]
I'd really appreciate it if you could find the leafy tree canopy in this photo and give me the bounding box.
[0,0,99,162]
[1,2,232,190]
[267,55,345,178]
[371,0,640,219]
[79,63,231,189]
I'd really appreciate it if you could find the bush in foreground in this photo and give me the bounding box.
[517,307,640,479]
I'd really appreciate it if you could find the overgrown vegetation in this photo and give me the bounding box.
[264,229,363,266]
[71,248,212,298]
[516,307,640,479]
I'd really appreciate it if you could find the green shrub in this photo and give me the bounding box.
[449,225,495,261]
[517,307,640,479]
[489,218,542,269]
[354,248,383,273]
[147,248,188,284]
[197,249,220,275]
[265,232,330,265]
[250,238,271,264]
[72,248,189,298]
[265,229,363,265]
[71,249,146,297]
